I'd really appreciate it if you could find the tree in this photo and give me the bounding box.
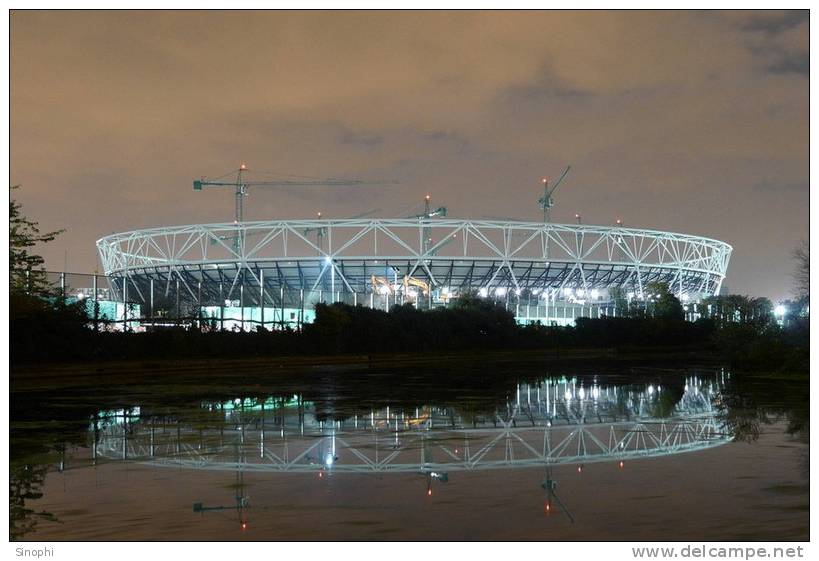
[749,296,774,325]
[792,239,809,302]
[608,286,630,317]
[10,185,63,295]
[644,281,684,320]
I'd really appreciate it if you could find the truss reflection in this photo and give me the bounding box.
[90,375,730,474]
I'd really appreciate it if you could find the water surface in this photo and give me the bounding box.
[10,363,808,541]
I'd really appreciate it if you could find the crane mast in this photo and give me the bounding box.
[235,164,246,224]
[410,194,447,255]
[538,165,571,223]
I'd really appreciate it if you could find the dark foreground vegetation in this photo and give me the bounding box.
[11,287,809,376]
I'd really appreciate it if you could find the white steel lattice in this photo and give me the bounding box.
[97,219,732,297]
[95,417,728,474]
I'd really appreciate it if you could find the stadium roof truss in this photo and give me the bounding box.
[97,219,732,301]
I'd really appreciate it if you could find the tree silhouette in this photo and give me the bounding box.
[792,240,809,301]
[10,185,65,296]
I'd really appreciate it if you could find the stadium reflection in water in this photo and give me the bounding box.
[12,369,809,540]
[92,374,728,474]
[89,375,726,524]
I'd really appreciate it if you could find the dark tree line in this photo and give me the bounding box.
[9,186,808,375]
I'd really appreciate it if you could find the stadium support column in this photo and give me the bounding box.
[240,282,245,332]
[544,291,549,322]
[219,281,224,332]
[175,278,180,327]
[259,269,265,331]
[330,262,336,301]
[123,276,128,331]
[299,288,304,331]
[280,286,284,330]
[149,278,154,321]
[93,274,99,332]
[197,280,202,330]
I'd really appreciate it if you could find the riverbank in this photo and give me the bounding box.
[11,345,723,390]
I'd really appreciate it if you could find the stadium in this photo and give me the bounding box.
[95,215,732,330]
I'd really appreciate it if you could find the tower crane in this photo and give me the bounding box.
[542,465,575,522]
[410,194,447,220]
[537,165,571,223]
[303,208,381,254]
[193,164,393,252]
[409,194,448,255]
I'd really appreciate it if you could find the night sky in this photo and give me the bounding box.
[10,10,808,300]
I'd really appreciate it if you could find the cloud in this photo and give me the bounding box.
[9,10,808,299]
[739,10,808,35]
[766,51,809,76]
[337,128,384,149]
[753,180,809,193]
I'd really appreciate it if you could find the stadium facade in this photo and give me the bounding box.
[94,218,732,330]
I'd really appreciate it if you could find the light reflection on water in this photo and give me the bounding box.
[10,366,808,541]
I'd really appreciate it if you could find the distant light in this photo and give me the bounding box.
[378,285,391,296]
[647,385,655,396]
[76,293,86,300]
[681,293,689,302]
[495,287,507,297]
[627,292,635,299]
[563,287,573,297]
[578,387,586,399]
[241,522,247,530]
[590,289,600,299]
[325,453,334,467]
[324,256,332,264]
[576,289,585,297]
[427,489,432,496]
[240,163,247,170]
[478,288,488,297]
[774,305,787,316]
[515,288,522,296]
[619,461,624,469]
[564,390,572,401]
[542,178,548,184]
